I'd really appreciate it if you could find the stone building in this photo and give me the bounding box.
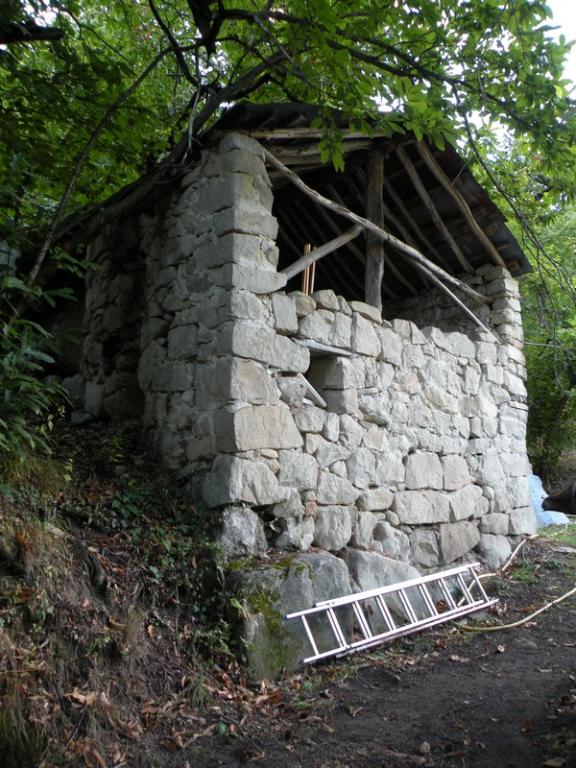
[78,103,535,672]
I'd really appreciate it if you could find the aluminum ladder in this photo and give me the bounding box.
[286,562,496,664]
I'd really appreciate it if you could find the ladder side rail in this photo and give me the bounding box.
[470,570,490,602]
[306,563,483,611]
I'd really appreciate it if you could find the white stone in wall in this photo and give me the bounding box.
[448,484,484,520]
[373,521,411,562]
[351,314,380,357]
[312,289,340,311]
[272,490,305,518]
[424,385,459,414]
[314,436,351,467]
[478,533,512,569]
[503,371,527,398]
[290,291,316,316]
[479,513,510,535]
[317,471,358,505]
[349,300,382,324]
[294,405,326,433]
[475,341,498,364]
[342,549,421,596]
[443,455,472,491]
[323,412,340,442]
[378,327,403,366]
[393,490,450,524]
[377,454,406,484]
[298,309,335,346]
[332,460,348,478]
[220,507,268,557]
[278,450,318,491]
[410,528,440,568]
[211,263,287,294]
[276,375,306,407]
[313,506,353,550]
[501,452,531,477]
[405,452,443,490]
[196,358,279,408]
[362,424,389,452]
[439,521,480,563]
[223,320,310,372]
[357,488,394,511]
[276,517,315,551]
[213,204,278,240]
[358,392,390,426]
[347,447,379,489]
[508,506,537,535]
[203,455,286,507]
[214,403,303,452]
[352,510,377,547]
[402,344,426,368]
[271,293,298,334]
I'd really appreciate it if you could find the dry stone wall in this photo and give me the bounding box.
[82,131,534,579]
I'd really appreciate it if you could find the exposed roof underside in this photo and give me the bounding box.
[209,103,530,303]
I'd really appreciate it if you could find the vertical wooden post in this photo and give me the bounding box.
[365,150,385,311]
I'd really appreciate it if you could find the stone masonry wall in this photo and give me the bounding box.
[82,132,535,580]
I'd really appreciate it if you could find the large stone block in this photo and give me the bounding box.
[317,471,358,505]
[278,450,318,490]
[373,521,410,561]
[352,511,377,547]
[275,517,315,551]
[439,521,480,563]
[394,490,450,525]
[405,452,443,490]
[357,488,394,511]
[448,484,484,521]
[342,549,421,592]
[211,262,287,294]
[272,293,298,335]
[443,456,472,491]
[410,529,440,569]
[214,404,303,452]
[508,506,537,535]
[313,506,353,550]
[308,356,364,390]
[196,357,279,407]
[378,327,403,366]
[294,405,325,433]
[219,507,268,557]
[202,455,286,507]
[350,313,380,357]
[480,513,510,535]
[222,321,310,372]
[478,533,512,570]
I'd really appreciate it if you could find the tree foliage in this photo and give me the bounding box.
[1,0,575,264]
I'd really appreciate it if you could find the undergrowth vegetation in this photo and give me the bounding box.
[0,419,239,766]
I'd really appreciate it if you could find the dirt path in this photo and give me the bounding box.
[185,539,576,768]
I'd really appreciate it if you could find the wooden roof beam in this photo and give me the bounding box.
[415,142,507,268]
[396,145,474,275]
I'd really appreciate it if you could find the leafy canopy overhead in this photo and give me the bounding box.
[1,0,576,260]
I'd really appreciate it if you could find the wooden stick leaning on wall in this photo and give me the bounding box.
[285,226,364,282]
[262,147,491,309]
[414,142,506,268]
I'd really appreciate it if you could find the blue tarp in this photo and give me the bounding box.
[529,474,570,527]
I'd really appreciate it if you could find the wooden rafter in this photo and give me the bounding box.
[414,142,507,268]
[262,147,494,337]
[396,145,474,275]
